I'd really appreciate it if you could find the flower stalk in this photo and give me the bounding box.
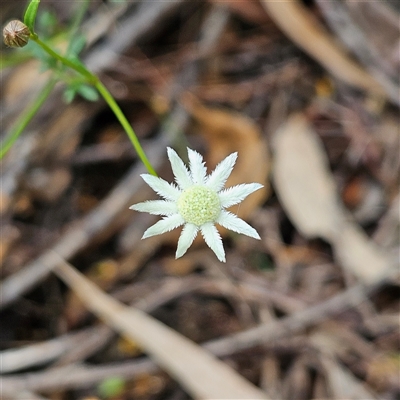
[0,77,57,158]
[29,36,157,176]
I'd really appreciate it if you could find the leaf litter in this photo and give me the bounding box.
[1,1,399,399]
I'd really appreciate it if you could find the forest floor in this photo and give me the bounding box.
[1,1,399,399]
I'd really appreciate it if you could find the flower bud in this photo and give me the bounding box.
[3,20,30,48]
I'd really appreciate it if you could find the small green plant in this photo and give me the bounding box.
[2,0,156,176]
[97,376,126,398]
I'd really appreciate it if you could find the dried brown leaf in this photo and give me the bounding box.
[272,113,391,284]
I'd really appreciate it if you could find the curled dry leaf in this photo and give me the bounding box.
[272,113,391,284]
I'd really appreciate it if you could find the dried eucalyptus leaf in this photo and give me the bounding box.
[272,113,391,284]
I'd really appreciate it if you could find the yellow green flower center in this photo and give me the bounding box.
[177,185,221,226]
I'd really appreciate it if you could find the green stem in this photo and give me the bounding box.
[0,77,57,158]
[31,35,94,81]
[30,35,157,176]
[95,82,157,176]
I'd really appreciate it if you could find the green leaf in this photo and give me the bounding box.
[68,35,86,57]
[67,54,86,70]
[37,10,58,38]
[30,43,57,71]
[77,84,99,102]
[63,87,77,104]
[24,0,41,33]
[97,377,125,398]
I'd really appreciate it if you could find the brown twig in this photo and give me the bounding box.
[1,277,386,395]
[260,0,387,98]
[0,140,167,310]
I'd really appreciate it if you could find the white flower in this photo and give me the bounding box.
[130,147,263,262]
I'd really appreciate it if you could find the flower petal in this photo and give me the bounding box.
[206,152,237,192]
[130,200,178,216]
[200,223,226,262]
[188,148,207,185]
[176,223,198,258]
[167,147,193,190]
[219,183,263,208]
[142,214,184,238]
[141,174,181,201]
[216,210,260,239]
